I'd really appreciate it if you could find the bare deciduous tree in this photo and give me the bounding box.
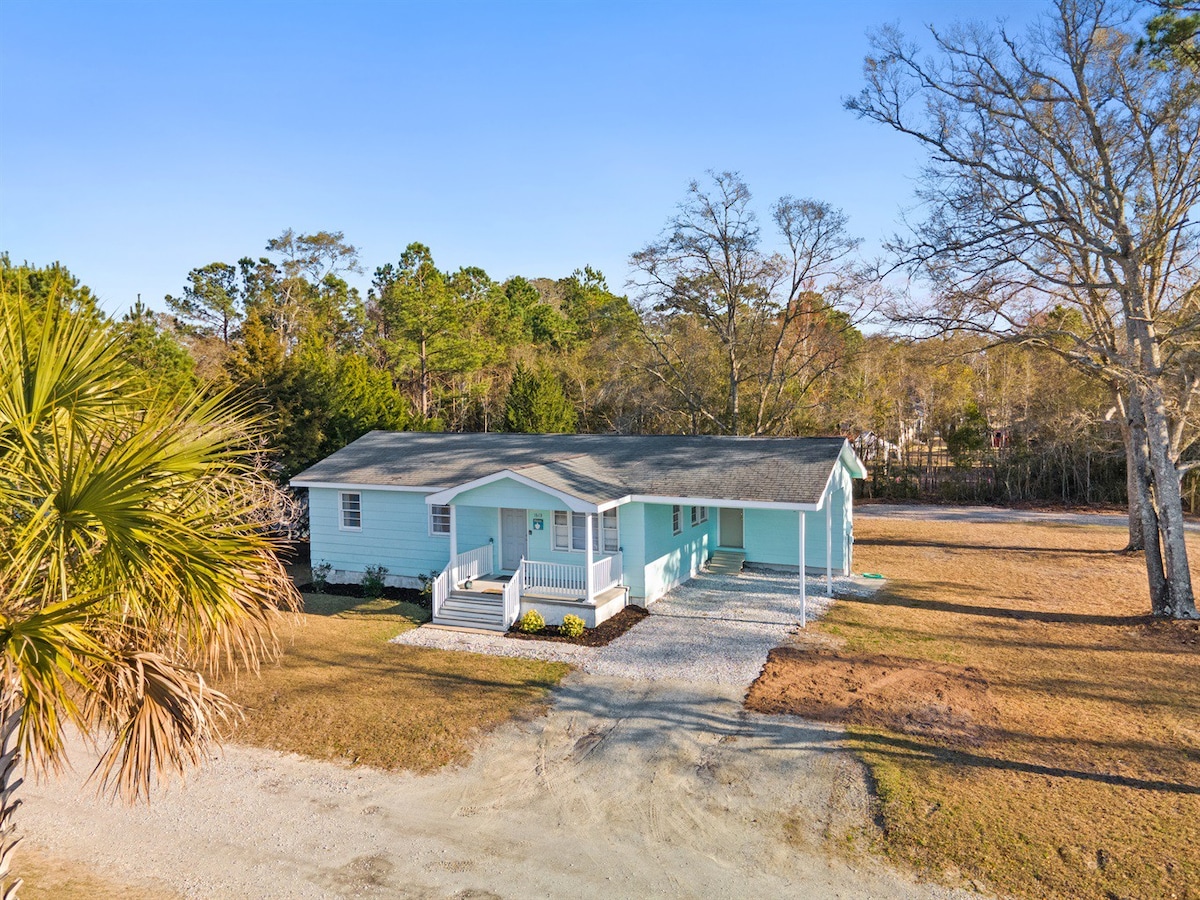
[630,171,871,435]
[847,0,1199,617]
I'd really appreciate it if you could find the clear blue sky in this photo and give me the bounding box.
[1,0,1042,316]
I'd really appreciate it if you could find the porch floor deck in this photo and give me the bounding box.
[461,576,626,607]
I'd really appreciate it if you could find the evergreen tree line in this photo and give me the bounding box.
[5,242,1185,511]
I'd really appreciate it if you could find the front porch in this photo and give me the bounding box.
[431,540,628,632]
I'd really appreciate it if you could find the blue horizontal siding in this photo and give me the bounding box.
[309,488,449,578]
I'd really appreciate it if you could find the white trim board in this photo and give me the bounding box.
[291,480,439,493]
[424,469,599,513]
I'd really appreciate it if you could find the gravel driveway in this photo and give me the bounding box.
[395,569,874,685]
[24,677,973,900]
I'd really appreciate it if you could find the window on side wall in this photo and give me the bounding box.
[553,510,570,551]
[340,492,362,530]
[699,506,709,524]
[672,505,682,535]
[430,504,451,535]
[690,505,699,527]
[602,508,618,553]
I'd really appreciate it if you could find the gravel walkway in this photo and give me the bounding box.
[393,569,875,686]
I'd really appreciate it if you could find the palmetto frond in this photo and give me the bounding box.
[0,291,299,802]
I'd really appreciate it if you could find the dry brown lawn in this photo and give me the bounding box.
[18,845,175,900]
[747,517,1200,900]
[217,594,570,771]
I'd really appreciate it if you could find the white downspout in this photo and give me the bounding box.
[449,503,458,586]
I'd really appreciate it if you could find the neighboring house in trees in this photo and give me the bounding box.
[293,432,865,631]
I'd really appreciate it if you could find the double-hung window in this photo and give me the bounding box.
[430,504,451,536]
[690,505,699,527]
[553,511,571,551]
[601,509,618,553]
[553,510,620,553]
[698,506,708,524]
[672,505,682,535]
[340,492,362,531]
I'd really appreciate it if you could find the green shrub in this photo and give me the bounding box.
[361,564,388,599]
[517,610,545,633]
[311,561,333,593]
[560,614,585,638]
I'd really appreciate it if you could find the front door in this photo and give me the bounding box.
[500,508,527,571]
[719,507,744,548]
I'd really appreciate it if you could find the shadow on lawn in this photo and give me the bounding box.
[854,536,1123,556]
[836,587,1149,627]
[845,730,1200,796]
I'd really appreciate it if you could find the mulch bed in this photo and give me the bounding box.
[505,606,650,647]
[297,582,428,607]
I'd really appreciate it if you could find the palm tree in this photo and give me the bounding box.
[0,295,300,895]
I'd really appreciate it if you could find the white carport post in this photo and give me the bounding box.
[584,513,594,602]
[825,499,833,597]
[798,510,807,629]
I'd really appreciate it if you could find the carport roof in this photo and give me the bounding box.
[292,431,864,508]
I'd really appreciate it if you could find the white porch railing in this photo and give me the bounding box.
[502,560,523,627]
[591,551,622,593]
[432,568,449,618]
[523,560,587,598]
[451,543,493,587]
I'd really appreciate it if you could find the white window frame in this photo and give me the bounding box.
[672,505,682,535]
[690,505,699,527]
[429,504,451,537]
[339,491,362,531]
[601,508,618,553]
[551,510,619,553]
[553,510,570,551]
[698,505,709,524]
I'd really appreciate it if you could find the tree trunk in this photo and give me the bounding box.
[1128,390,1169,611]
[0,705,23,900]
[1139,380,1198,618]
[1115,388,1145,551]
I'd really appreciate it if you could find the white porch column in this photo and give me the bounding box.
[799,510,807,629]
[825,499,833,597]
[584,512,594,602]
[449,503,458,581]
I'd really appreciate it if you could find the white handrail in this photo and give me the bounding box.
[502,560,523,627]
[452,543,493,587]
[523,560,586,598]
[590,552,622,593]
[432,568,449,618]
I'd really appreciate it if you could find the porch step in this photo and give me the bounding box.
[434,591,506,631]
[707,549,746,575]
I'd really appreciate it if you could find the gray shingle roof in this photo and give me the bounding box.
[291,432,860,506]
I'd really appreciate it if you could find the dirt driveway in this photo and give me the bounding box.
[23,674,973,899]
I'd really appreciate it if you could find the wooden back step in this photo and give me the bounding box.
[707,549,746,575]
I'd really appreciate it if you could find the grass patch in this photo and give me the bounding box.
[18,846,173,900]
[217,593,570,772]
[749,518,1200,900]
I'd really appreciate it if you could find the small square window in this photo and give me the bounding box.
[430,504,450,535]
[340,492,361,530]
[672,505,682,535]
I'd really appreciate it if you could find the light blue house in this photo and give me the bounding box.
[292,432,866,631]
